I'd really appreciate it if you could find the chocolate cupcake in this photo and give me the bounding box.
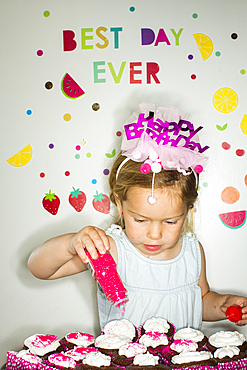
[75,351,116,370]
[173,328,207,348]
[139,332,169,356]
[102,319,138,342]
[23,334,63,360]
[125,353,171,370]
[169,350,217,369]
[207,330,247,353]
[113,343,147,367]
[60,332,95,351]
[64,347,100,365]
[45,352,78,369]
[94,334,131,357]
[139,318,175,340]
[213,345,247,369]
[161,340,198,364]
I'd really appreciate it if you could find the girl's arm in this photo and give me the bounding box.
[28,227,111,280]
[198,242,247,326]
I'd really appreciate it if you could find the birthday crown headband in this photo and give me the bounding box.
[116,103,209,205]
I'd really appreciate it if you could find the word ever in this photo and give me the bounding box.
[93,62,160,84]
[63,28,123,51]
[141,28,184,46]
[124,113,209,153]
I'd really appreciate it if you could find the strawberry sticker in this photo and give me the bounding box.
[69,187,86,212]
[42,190,60,215]
[92,191,110,214]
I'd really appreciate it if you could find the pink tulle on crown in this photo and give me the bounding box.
[120,103,209,176]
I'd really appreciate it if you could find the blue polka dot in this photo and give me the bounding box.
[130,6,135,12]
[92,179,97,184]
[26,109,32,115]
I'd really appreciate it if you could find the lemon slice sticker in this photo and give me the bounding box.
[212,87,238,113]
[193,33,213,61]
[240,114,247,135]
[7,144,32,167]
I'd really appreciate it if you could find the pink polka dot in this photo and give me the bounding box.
[37,50,43,56]
[194,165,203,173]
[222,142,231,150]
[75,145,81,151]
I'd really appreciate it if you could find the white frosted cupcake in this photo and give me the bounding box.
[102,319,138,342]
[173,327,207,348]
[23,334,63,359]
[170,350,217,369]
[213,345,247,369]
[46,352,78,369]
[113,342,147,366]
[95,334,131,357]
[139,332,169,355]
[125,352,171,370]
[207,331,247,353]
[60,332,95,350]
[139,317,175,339]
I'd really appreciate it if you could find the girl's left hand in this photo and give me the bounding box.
[221,295,247,326]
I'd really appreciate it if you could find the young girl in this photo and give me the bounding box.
[28,103,247,331]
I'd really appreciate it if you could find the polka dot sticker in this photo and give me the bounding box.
[203,182,208,187]
[75,154,80,159]
[221,186,240,204]
[116,131,122,137]
[192,13,198,19]
[86,153,92,158]
[240,69,246,75]
[245,174,247,186]
[26,109,32,116]
[37,50,43,56]
[45,81,53,90]
[40,172,45,178]
[92,179,97,185]
[236,149,245,156]
[215,51,221,57]
[81,139,88,146]
[103,169,110,176]
[188,54,194,60]
[191,74,196,80]
[222,142,231,150]
[49,143,54,149]
[65,171,70,177]
[43,10,50,17]
[92,103,100,111]
[63,113,71,121]
[231,33,238,40]
[75,145,81,151]
[130,6,135,12]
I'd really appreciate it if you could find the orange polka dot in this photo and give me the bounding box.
[245,175,247,186]
[221,186,240,204]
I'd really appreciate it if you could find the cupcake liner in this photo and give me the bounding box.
[217,357,247,369]
[6,351,40,370]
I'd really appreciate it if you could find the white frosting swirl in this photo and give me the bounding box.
[83,351,111,367]
[139,332,168,348]
[209,331,246,348]
[171,350,212,365]
[17,350,42,364]
[95,334,130,349]
[48,353,77,368]
[119,343,147,357]
[24,334,60,356]
[65,332,95,346]
[65,347,99,361]
[170,339,198,353]
[214,345,240,359]
[173,328,204,343]
[103,319,136,340]
[133,353,159,366]
[143,317,170,333]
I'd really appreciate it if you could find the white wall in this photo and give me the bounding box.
[1,0,247,365]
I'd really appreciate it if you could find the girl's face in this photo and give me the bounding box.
[121,187,189,259]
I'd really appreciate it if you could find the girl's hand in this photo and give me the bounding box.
[221,295,247,326]
[68,226,110,264]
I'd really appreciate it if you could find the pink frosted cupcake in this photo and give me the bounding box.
[213,345,247,369]
[6,350,42,370]
[169,350,217,369]
[173,328,207,349]
[60,332,95,351]
[161,340,198,364]
[64,347,100,364]
[139,332,169,355]
[113,342,147,367]
[139,318,175,340]
[102,319,138,342]
[44,353,78,369]
[94,334,131,357]
[23,334,63,359]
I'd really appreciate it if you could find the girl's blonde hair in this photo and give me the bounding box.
[109,153,198,233]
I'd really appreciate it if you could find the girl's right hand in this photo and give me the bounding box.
[68,226,110,264]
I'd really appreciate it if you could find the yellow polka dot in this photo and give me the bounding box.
[63,113,71,121]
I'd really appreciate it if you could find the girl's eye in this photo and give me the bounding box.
[134,218,146,223]
[166,220,177,225]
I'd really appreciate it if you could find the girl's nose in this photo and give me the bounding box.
[147,224,162,240]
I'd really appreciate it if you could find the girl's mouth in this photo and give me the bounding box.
[144,244,162,252]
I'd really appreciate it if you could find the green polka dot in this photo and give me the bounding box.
[86,152,92,158]
[203,182,208,187]
[75,154,80,159]
[240,69,246,75]
[215,51,221,57]
[192,13,198,19]
[43,10,50,17]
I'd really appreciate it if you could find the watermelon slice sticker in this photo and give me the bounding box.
[219,210,246,229]
[61,73,85,99]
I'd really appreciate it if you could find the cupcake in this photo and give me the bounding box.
[173,328,207,348]
[75,351,115,370]
[169,350,217,369]
[23,334,63,359]
[161,340,198,364]
[113,343,147,367]
[6,350,42,370]
[95,334,131,357]
[139,318,175,340]
[213,345,247,369]
[207,331,247,353]
[102,319,138,342]
[44,353,78,369]
[65,347,100,364]
[125,353,171,370]
[139,332,169,355]
[60,332,95,351]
